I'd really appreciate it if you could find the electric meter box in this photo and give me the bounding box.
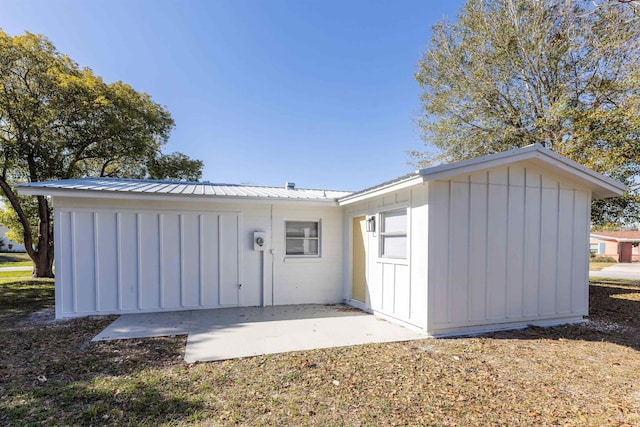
[253,231,267,251]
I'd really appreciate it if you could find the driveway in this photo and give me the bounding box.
[590,263,640,281]
[92,304,426,362]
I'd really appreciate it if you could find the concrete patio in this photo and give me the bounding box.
[92,304,427,362]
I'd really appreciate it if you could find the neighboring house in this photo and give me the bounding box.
[0,225,26,252]
[17,144,626,336]
[590,231,640,263]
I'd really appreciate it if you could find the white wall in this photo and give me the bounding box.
[427,164,591,335]
[53,196,344,318]
[343,184,429,329]
[271,205,344,305]
[0,226,26,252]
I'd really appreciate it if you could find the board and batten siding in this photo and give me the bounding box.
[52,196,345,318]
[55,207,241,318]
[427,164,590,335]
[344,185,429,329]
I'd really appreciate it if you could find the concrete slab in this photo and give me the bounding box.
[92,304,427,362]
[185,305,425,362]
[590,263,640,281]
[92,310,193,341]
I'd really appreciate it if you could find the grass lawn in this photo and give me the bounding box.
[589,277,640,286]
[588,261,617,271]
[1,280,639,426]
[0,252,32,268]
[0,270,33,279]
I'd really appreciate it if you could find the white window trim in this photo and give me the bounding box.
[378,207,409,260]
[284,219,321,258]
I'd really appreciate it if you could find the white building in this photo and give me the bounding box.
[17,144,625,336]
[0,225,26,252]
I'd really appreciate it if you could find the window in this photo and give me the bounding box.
[589,243,599,254]
[380,209,407,258]
[285,221,320,256]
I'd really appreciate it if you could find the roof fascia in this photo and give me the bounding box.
[418,146,626,199]
[338,175,424,206]
[590,234,640,243]
[16,187,341,207]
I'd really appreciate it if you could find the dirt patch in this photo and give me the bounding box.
[17,306,57,326]
[335,305,364,312]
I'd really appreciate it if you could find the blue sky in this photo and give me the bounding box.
[1,0,465,191]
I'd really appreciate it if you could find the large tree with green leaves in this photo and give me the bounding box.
[413,0,640,226]
[0,30,203,277]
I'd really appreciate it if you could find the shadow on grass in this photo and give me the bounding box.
[0,278,207,425]
[486,283,640,351]
[0,252,30,264]
[1,313,197,425]
[2,374,205,425]
[0,280,54,324]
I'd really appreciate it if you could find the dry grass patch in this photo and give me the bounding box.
[588,261,617,271]
[0,280,639,426]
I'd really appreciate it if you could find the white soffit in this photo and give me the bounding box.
[337,173,423,206]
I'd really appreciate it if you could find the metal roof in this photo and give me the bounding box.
[339,143,627,205]
[17,177,352,201]
[16,144,627,205]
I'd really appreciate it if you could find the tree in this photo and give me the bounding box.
[146,152,203,181]
[0,30,203,277]
[413,0,640,226]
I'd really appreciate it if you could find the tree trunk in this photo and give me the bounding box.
[32,195,54,278]
[0,179,55,278]
[32,247,54,278]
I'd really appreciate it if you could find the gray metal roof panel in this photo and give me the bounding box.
[17,177,352,201]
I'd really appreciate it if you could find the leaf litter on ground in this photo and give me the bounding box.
[0,280,638,426]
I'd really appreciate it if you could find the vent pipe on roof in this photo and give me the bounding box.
[285,181,295,190]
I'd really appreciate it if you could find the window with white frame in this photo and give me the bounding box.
[285,221,320,256]
[379,209,407,258]
[590,242,606,254]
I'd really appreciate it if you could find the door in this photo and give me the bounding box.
[352,216,367,303]
[619,242,632,263]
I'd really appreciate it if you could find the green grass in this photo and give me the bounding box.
[0,252,30,262]
[0,278,54,323]
[0,270,33,278]
[0,260,32,267]
[0,279,639,426]
[0,252,32,268]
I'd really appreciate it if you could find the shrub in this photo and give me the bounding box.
[590,256,617,263]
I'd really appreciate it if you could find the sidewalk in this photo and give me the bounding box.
[589,263,640,281]
[0,266,32,272]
